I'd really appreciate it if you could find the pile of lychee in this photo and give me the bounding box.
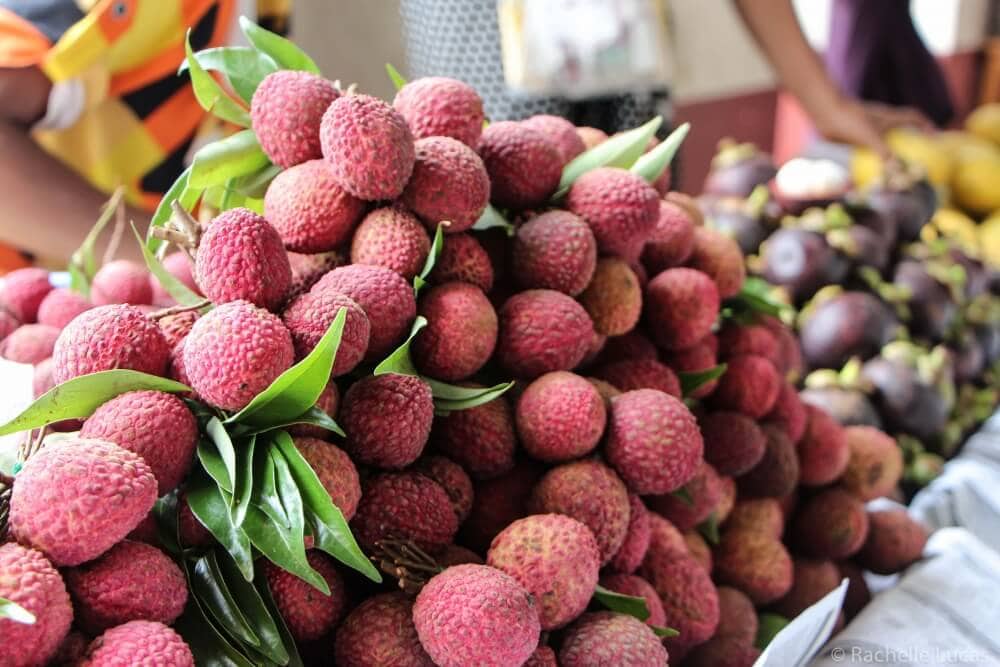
[0,47,932,667]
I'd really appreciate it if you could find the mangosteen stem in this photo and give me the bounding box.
[149,300,211,320]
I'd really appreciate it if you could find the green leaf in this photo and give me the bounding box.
[227,309,347,426]
[198,438,233,496]
[208,418,238,493]
[593,585,649,621]
[229,406,344,439]
[385,63,407,91]
[179,46,279,103]
[471,204,515,235]
[556,116,662,196]
[671,486,694,507]
[153,494,182,557]
[187,467,254,580]
[68,188,124,294]
[679,364,727,397]
[232,164,282,198]
[631,122,689,184]
[131,223,204,306]
[147,166,201,255]
[652,626,681,638]
[216,552,291,665]
[243,502,328,595]
[273,432,380,581]
[189,130,270,189]
[254,572,304,667]
[184,33,251,126]
[373,316,426,377]
[428,379,515,413]
[251,443,288,528]
[240,16,320,74]
[730,277,791,319]
[231,436,255,528]
[190,553,260,647]
[219,179,245,211]
[0,597,35,624]
[0,370,190,436]
[697,512,720,545]
[173,598,256,667]
[756,612,790,649]
[414,223,446,294]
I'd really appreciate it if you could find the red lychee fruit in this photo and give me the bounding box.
[402,136,490,234]
[797,404,850,486]
[0,543,73,667]
[683,530,713,573]
[841,426,903,501]
[0,266,52,322]
[429,232,494,292]
[717,321,779,361]
[438,544,484,567]
[578,257,642,336]
[515,371,606,462]
[699,411,766,476]
[340,373,433,469]
[599,573,667,627]
[686,226,746,298]
[251,70,339,168]
[1,323,59,364]
[738,424,800,498]
[156,310,198,348]
[150,252,201,306]
[90,260,153,306]
[496,289,593,378]
[791,488,870,559]
[37,287,92,328]
[645,268,720,351]
[856,509,928,575]
[608,494,652,574]
[714,529,793,605]
[663,334,720,398]
[764,382,808,444]
[53,304,170,383]
[525,646,558,667]
[576,126,608,148]
[521,114,586,165]
[287,249,346,298]
[478,121,562,209]
[350,206,431,280]
[724,498,784,539]
[413,282,498,381]
[710,354,781,419]
[512,210,597,296]
[647,462,723,531]
[594,358,681,397]
[293,437,361,520]
[559,612,668,667]
[605,388,703,495]
[81,620,193,666]
[321,93,415,201]
[459,461,542,553]
[715,585,758,644]
[281,282,370,374]
[393,76,484,147]
[566,167,660,258]
[684,636,762,667]
[415,455,474,523]
[351,472,458,553]
[644,513,689,561]
[642,198,696,274]
[184,300,293,411]
[0,308,18,342]
[639,551,720,651]
[334,592,434,667]
[596,330,659,366]
[433,393,517,480]
[264,550,346,642]
[195,207,292,311]
[771,558,841,619]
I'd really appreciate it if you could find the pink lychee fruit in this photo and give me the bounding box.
[566,167,659,258]
[81,620,194,666]
[36,287,92,328]
[0,542,73,667]
[91,260,153,306]
[340,373,434,469]
[393,76,485,148]
[402,136,490,234]
[496,289,593,378]
[478,121,562,210]
[281,283,370,374]
[251,70,340,168]
[0,267,51,323]
[264,550,346,642]
[413,282,497,381]
[350,471,458,553]
[515,371,606,462]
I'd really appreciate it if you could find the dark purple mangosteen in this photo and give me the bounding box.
[798,291,899,369]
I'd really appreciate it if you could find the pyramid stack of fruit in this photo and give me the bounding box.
[0,20,932,667]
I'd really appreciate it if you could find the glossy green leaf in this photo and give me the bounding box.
[593,585,650,620]
[471,204,515,235]
[414,223,446,294]
[671,486,694,507]
[191,553,260,647]
[173,598,256,667]
[0,370,190,436]
[153,494,182,557]
[148,166,201,255]
[229,406,344,439]
[131,223,204,306]
[179,46,279,103]
[679,364,728,398]
[385,63,407,91]
[756,613,790,649]
[428,379,515,413]
[652,626,681,638]
[373,316,426,377]
[189,130,270,189]
[254,573,304,667]
[68,188,124,294]
[556,116,662,196]
[630,122,689,184]
[730,276,790,319]
[185,34,251,126]
[240,16,320,74]
[208,418,238,493]
[697,512,720,545]
[216,553,291,665]
[232,164,282,198]
[198,438,233,496]
[186,467,254,580]
[0,597,34,624]
[243,502,328,594]
[231,436,255,528]
[219,179,245,211]
[251,444,288,528]
[227,309,347,426]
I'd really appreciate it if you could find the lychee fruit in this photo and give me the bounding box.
[37,287,92,328]
[487,513,600,629]
[856,509,928,574]
[608,494,651,574]
[0,308,18,342]
[433,393,517,480]
[81,620,193,666]
[183,300,294,411]
[281,283,370,373]
[663,334,720,398]
[515,371,606,462]
[771,558,841,619]
[578,258,642,336]
[521,114,586,165]
[738,424,800,498]
[684,636,762,667]
[156,310,198,348]
[393,76,484,147]
[478,121,562,209]
[429,232,494,292]
[438,544,484,567]
[313,263,417,360]
[413,564,540,667]
[839,560,871,622]
[90,260,153,306]
[150,252,201,306]
[530,460,630,564]
[415,455,474,523]
[340,373,433,468]
[287,249,346,298]
[686,226,746,298]
[647,462,723,532]
[599,573,667,627]
[644,267,720,351]
[699,411,766,476]
[177,490,214,548]
[791,488,870,559]
[596,330,659,366]
[594,358,681,397]
[638,551,720,650]
[0,267,51,322]
[711,354,781,418]
[576,126,608,148]
[605,388,703,495]
[559,612,669,667]
[713,529,793,604]
[264,550,346,641]
[1,323,60,364]
[10,438,157,566]
[413,282,498,381]
[724,498,784,540]
[334,591,434,667]
[251,70,339,168]
[80,390,197,495]
[685,530,715,572]
[841,426,903,501]
[350,206,431,279]
[293,436,361,520]
[566,167,660,257]
[290,378,339,439]
[525,646,558,667]
[0,543,73,667]
[512,210,597,296]
[496,289,593,378]
[642,198,696,273]
[459,461,542,553]
[350,471,458,553]
[402,136,490,233]
[717,321,779,361]
[195,207,291,310]
[715,585,758,644]
[644,512,689,561]
[321,93,415,200]
[797,405,850,486]
[764,382,808,444]
[64,540,186,633]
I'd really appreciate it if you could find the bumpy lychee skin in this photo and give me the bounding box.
[402,136,490,233]
[430,232,495,292]
[713,529,793,605]
[639,552,719,649]
[156,310,198,348]
[515,371,606,462]
[700,410,767,476]
[183,300,294,411]
[798,404,850,486]
[496,289,593,378]
[684,637,762,667]
[413,564,541,667]
[478,121,562,209]
[599,573,666,628]
[857,509,928,575]
[605,388,703,495]
[771,558,841,619]
[264,159,365,253]
[65,540,186,633]
[648,462,723,531]
[416,455,474,523]
[724,498,784,539]
[608,495,651,574]
[487,514,600,630]
[37,287,92,328]
[717,321,779,361]
[196,208,292,311]
[413,282,498,381]
[559,612,669,667]
[438,544,484,567]
[90,260,153,306]
[644,513,689,562]
[150,252,201,306]
[711,354,781,419]
[313,264,417,361]
[579,258,642,336]
[81,620,193,667]
[576,126,608,148]
[642,198,696,273]
[281,283,370,374]
[738,424,800,498]
[293,437,361,520]
[287,249,346,296]
[521,114,587,165]
[334,592,435,667]
[645,268,720,351]
[597,330,659,366]
[321,93,415,201]
[351,472,458,553]
[80,390,197,495]
[10,439,157,566]
[595,358,681,397]
[525,646,558,667]
[53,304,170,383]
[351,207,431,279]
[433,394,517,479]
[841,426,903,501]
[340,373,433,469]
[791,488,870,559]
[251,70,339,168]
[764,382,808,444]
[0,266,51,322]
[264,550,346,642]
[1,323,59,364]
[715,585,758,644]
[460,461,542,552]
[393,76,484,148]
[512,210,597,296]
[566,167,660,258]
[530,460,630,565]
[0,543,72,667]
[663,334,720,398]
[686,226,746,298]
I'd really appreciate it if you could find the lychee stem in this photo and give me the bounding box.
[371,538,444,593]
[149,299,211,320]
[102,195,127,265]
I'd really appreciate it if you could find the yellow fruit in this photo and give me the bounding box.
[924,208,978,255]
[937,130,1000,164]
[886,128,953,186]
[978,211,1000,268]
[952,156,1000,216]
[966,103,1000,145]
[851,147,883,188]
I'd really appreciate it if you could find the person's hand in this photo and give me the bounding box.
[861,101,935,135]
[0,66,51,126]
[811,96,933,159]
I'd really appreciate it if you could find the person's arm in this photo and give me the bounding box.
[0,67,148,263]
